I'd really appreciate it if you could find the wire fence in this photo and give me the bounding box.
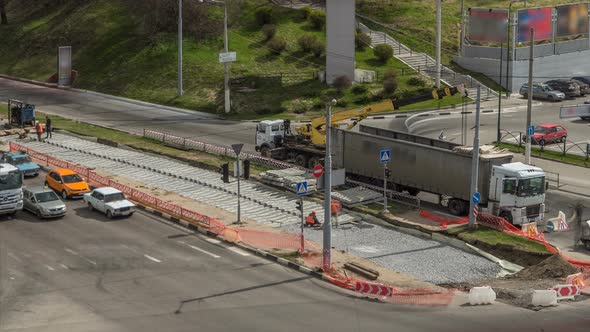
[499,129,590,160]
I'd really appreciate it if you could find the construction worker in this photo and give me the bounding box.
[45,116,52,139]
[331,199,341,227]
[305,210,321,228]
[35,121,43,141]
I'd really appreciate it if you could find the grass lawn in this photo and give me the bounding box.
[446,225,550,254]
[497,142,590,168]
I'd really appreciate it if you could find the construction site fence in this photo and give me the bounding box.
[10,141,456,306]
[346,178,421,209]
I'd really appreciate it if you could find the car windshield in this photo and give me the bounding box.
[0,171,22,190]
[14,156,32,165]
[517,177,545,197]
[541,85,552,91]
[104,192,125,202]
[534,127,549,134]
[62,174,83,183]
[35,191,60,203]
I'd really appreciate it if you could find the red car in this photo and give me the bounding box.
[523,124,567,145]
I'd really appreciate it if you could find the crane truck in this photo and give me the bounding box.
[255,84,467,168]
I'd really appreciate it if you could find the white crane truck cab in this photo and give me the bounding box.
[255,120,287,154]
[0,163,24,216]
[488,162,546,225]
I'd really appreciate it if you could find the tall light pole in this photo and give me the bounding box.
[435,0,442,88]
[323,99,337,271]
[178,0,183,97]
[525,28,534,165]
[506,0,526,97]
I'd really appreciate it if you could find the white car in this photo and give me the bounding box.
[84,187,135,219]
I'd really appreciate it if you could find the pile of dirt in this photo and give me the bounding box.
[515,254,579,279]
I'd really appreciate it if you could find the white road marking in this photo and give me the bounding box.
[64,248,78,255]
[65,248,97,265]
[45,265,55,271]
[59,264,69,270]
[204,238,222,244]
[7,252,22,263]
[144,254,161,263]
[187,244,220,258]
[227,246,251,256]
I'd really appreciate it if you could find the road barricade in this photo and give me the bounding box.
[551,284,580,301]
[419,210,468,228]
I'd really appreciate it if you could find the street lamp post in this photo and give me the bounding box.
[323,99,337,271]
[435,0,442,88]
[178,0,183,97]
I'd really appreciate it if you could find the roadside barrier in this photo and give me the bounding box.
[419,210,468,228]
[9,141,456,306]
[551,284,580,301]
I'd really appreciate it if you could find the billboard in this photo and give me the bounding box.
[556,3,589,37]
[517,7,553,42]
[468,8,509,42]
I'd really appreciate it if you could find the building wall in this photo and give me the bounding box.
[326,0,355,84]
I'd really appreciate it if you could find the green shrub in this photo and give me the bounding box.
[308,11,326,30]
[383,77,398,95]
[407,76,426,87]
[383,69,397,81]
[255,6,273,26]
[261,24,277,41]
[297,34,318,53]
[335,99,348,108]
[355,32,371,50]
[333,75,352,91]
[354,94,370,104]
[301,7,312,19]
[267,38,287,55]
[310,41,324,57]
[351,84,368,94]
[374,44,393,63]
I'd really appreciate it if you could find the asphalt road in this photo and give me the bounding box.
[0,78,258,151]
[1,173,590,332]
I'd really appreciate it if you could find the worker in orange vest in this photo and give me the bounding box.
[35,121,43,141]
[305,211,321,228]
[331,199,341,226]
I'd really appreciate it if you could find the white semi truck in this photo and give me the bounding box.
[0,163,24,216]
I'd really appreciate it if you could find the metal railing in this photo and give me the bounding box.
[499,129,590,160]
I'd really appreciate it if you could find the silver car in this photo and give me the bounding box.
[519,83,565,102]
[23,187,67,218]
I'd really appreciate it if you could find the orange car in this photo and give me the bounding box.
[45,168,91,199]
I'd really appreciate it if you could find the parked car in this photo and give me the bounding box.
[0,151,40,177]
[45,168,91,199]
[519,83,565,101]
[23,187,66,218]
[522,124,567,145]
[570,78,590,96]
[544,79,582,98]
[572,76,590,86]
[84,187,135,219]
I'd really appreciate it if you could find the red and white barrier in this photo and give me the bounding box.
[355,281,394,297]
[551,284,580,301]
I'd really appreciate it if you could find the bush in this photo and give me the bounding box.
[355,32,371,50]
[310,41,324,57]
[301,7,312,19]
[383,78,398,95]
[407,76,426,87]
[255,6,273,26]
[333,75,352,91]
[374,44,393,63]
[267,38,287,55]
[297,34,318,53]
[383,69,397,81]
[261,24,277,41]
[308,10,326,30]
[351,84,368,95]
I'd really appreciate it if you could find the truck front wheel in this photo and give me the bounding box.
[499,211,513,224]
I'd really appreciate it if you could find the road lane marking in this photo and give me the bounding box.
[227,246,251,256]
[59,264,69,270]
[45,265,55,271]
[65,248,97,265]
[7,252,22,263]
[144,254,162,263]
[187,244,220,258]
[204,238,222,244]
[64,248,78,255]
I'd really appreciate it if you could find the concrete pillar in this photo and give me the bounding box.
[326,0,355,84]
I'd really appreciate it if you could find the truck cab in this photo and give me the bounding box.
[0,163,24,216]
[255,120,287,156]
[1,151,41,177]
[488,162,546,225]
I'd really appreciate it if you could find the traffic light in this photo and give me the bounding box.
[221,163,229,183]
[385,167,391,178]
[295,200,303,213]
[243,159,250,180]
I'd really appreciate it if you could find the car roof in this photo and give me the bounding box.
[52,168,77,175]
[537,123,562,128]
[24,186,57,194]
[94,187,123,195]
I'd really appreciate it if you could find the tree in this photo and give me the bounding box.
[297,34,318,53]
[333,75,352,91]
[262,24,276,41]
[308,10,325,30]
[355,32,371,50]
[374,44,393,63]
[267,38,287,55]
[0,0,7,25]
[383,77,398,95]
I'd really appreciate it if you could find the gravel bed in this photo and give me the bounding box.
[282,222,503,284]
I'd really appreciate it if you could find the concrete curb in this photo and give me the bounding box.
[0,74,58,89]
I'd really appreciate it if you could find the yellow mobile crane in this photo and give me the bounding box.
[255,84,467,168]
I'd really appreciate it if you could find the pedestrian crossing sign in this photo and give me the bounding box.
[296,181,308,196]
[379,149,391,164]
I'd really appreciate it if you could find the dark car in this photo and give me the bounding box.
[522,123,567,145]
[572,76,590,86]
[545,79,582,98]
[570,78,590,96]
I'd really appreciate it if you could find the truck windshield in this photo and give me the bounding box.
[517,177,545,197]
[0,171,23,190]
[14,156,32,165]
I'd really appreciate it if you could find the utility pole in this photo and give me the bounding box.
[223,1,230,113]
[460,0,465,57]
[525,28,534,164]
[299,197,304,253]
[468,87,482,229]
[231,143,244,224]
[497,43,504,142]
[383,165,388,212]
[323,99,336,271]
[435,0,442,88]
[178,0,183,97]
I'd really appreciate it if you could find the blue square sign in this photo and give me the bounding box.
[472,192,481,204]
[379,149,391,164]
[527,126,534,137]
[296,181,308,196]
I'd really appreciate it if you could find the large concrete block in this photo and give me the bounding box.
[326,0,355,84]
